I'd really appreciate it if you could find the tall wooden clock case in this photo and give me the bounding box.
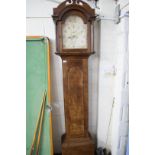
[53,0,96,154]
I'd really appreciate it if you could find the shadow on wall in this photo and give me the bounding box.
[50,39,65,153]
[88,20,100,144]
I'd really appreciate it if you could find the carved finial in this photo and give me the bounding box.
[66,0,81,4]
[73,0,76,4]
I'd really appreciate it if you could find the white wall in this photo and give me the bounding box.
[26,0,129,154]
[97,0,129,155]
[111,1,129,154]
[97,0,117,149]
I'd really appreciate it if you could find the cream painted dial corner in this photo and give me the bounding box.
[62,15,87,49]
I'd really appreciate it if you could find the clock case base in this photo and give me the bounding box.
[62,133,95,155]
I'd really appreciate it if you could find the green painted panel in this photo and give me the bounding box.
[26,38,51,155]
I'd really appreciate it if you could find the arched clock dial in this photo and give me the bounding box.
[62,15,87,49]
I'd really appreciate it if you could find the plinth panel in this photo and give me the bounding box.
[62,134,95,155]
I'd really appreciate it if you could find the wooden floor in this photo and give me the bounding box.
[54,153,97,155]
[54,151,111,155]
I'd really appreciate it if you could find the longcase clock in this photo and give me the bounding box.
[52,0,96,155]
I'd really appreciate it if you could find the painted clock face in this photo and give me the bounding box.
[62,15,87,49]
